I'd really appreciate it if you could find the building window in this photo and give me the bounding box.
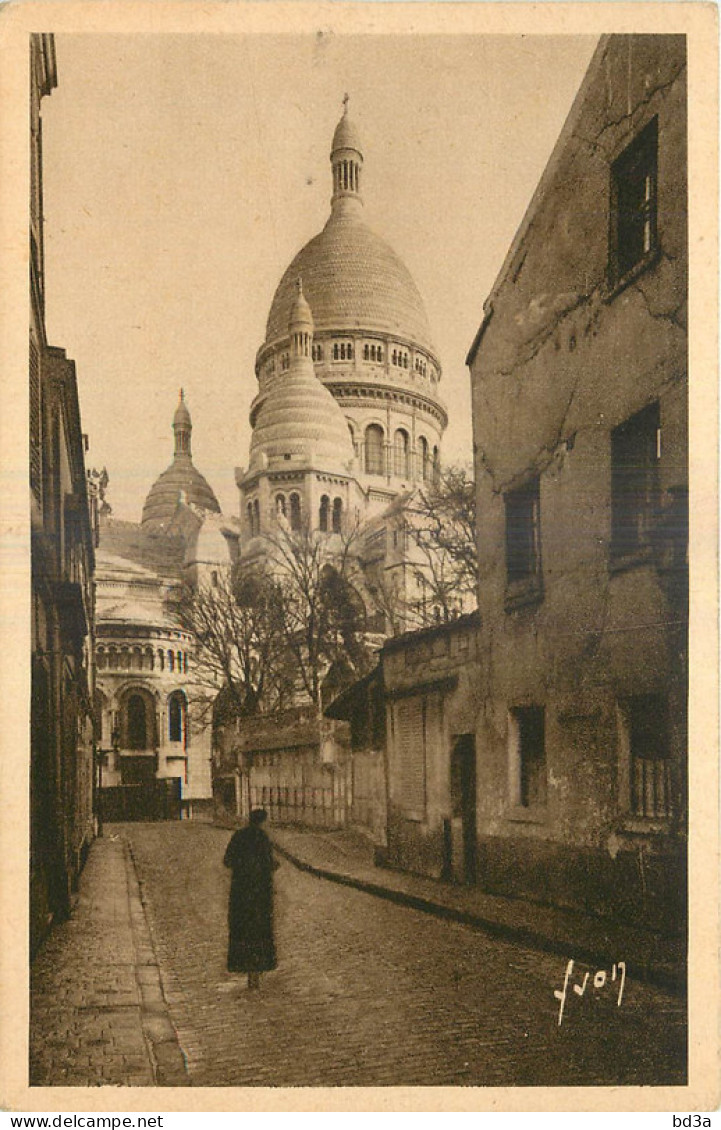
[290,492,301,531]
[610,117,658,284]
[275,493,286,518]
[319,494,330,532]
[365,424,385,475]
[505,476,542,602]
[393,429,410,478]
[619,695,673,819]
[418,436,429,480]
[611,402,660,563]
[509,706,547,809]
[253,499,260,536]
[332,497,343,534]
[169,693,185,744]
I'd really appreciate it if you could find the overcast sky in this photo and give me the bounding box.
[41,33,597,521]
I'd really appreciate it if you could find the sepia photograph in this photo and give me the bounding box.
[2,0,718,1113]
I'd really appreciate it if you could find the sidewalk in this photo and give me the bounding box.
[270,826,686,994]
[30,829,189,1087]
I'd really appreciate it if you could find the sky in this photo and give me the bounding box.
[41,32,598,522]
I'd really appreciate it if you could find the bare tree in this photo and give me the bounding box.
[365,466,478,631]
[172,563,293,730]
[259,520,372,711]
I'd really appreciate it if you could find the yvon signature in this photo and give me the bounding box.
[554,959,626,1026]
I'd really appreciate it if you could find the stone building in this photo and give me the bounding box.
[466,34,687,929]
[94,393,238,820]
[30,33,97,954]
[327,613,480,863]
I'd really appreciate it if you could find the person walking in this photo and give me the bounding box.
[223,808,278,991]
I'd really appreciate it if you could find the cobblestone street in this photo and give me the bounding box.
[122,822,685,1088]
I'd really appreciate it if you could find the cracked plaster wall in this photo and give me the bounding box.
[467,36,687,925]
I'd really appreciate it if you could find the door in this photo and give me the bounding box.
[450,735,477,884]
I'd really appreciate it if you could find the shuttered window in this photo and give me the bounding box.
[396,697,426,818]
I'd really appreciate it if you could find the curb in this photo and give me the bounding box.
[123,837,191,1087]
[274,843,686,996]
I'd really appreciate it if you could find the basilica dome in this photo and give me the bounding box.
[252,103,446,502]
[141,391,220,529]
[264,214,435,355]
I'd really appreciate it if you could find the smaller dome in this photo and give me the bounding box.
[142,393,220,529]
[174,389,191,429]
[184,514,235,569]
[142,460,220,529]
[332,103,363,155]
[249,367,354,476]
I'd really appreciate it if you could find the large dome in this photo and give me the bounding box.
[264,209,435,354]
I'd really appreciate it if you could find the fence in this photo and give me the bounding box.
[99,778,182,822]
[248,761,348,829]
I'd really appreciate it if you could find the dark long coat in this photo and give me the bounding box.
[224,825,277,973]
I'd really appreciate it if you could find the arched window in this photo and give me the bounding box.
[319,494,330,532]
[127,694,147,751]
[184,653,188,674]
[146,648,155,671]
[247,502,253,533]
[433,445,440,484]
[419,436,429,480]
[275,494,286,517]
[365,424,384,475]
[168,693,185,744]
[133,647,143,671]
[290,492,301,531]
[364,344,369,361]
[253,499,260,535]
[348,343,353,360]
[158,649,164,672]
[177,650,182,671]
[120,649,130,670]
[394,429,410,478]
[378,346,383,362]
[168,650,175,673]
[333,343,339,360]
[97,648,106,670]
[332,497,343,534]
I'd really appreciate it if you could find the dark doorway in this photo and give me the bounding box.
[127,694,147,750]
[120,755,156,786]
[450,734,477,884]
